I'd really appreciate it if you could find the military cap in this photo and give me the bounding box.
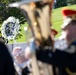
[61,8,76,28]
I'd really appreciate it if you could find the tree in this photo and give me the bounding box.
[0,0,26,24]
[55,0,76,8]
[55,0,67,8]
[67,0,76,5]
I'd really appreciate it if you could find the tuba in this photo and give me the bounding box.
[9,0,54,75]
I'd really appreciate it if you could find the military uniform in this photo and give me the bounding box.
[36,8,76,75]
[36,41,76,75]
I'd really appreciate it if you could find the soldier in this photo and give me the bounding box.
[36,8,76,75]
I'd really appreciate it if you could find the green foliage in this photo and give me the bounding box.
[0,0,26,24]
[8,7,26,24]
[55,0,67,8]
[55,0,76,8]
[67,0,76,5]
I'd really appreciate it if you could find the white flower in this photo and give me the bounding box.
[1,16,20,41]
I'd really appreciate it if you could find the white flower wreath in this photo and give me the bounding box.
[1,16,20,41]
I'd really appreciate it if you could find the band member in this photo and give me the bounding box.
[35,8,76,75]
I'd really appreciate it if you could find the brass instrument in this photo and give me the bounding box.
[9,0,54,75]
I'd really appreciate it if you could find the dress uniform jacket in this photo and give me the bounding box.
[0,42,15,75]
[36,41,76,75]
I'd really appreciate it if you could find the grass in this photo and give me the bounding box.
[52,4,76,37]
